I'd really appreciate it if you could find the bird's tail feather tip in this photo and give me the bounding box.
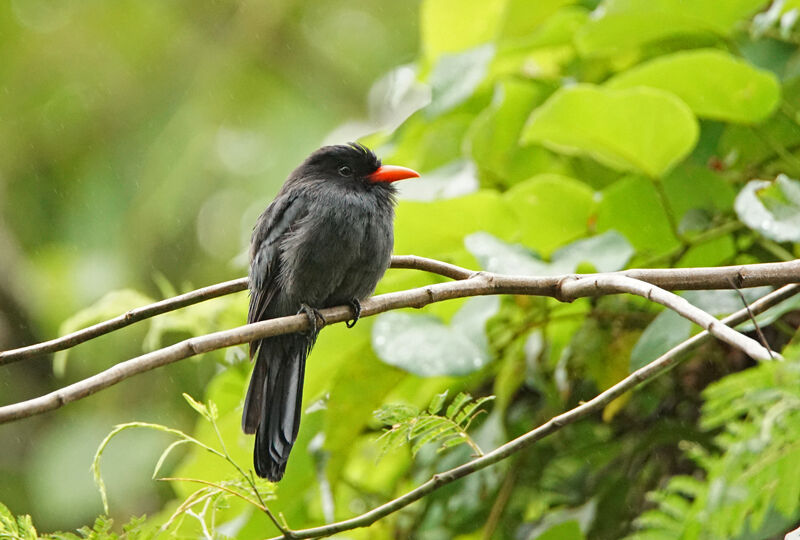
[247,334,309,482]
[254,455,286,482]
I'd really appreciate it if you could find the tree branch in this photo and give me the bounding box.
[0,277,247,366]
[1,262,793,423]
[265,283,800,540]
[0,256,472,365]
[559,274,777,360]
[1,258,797,365]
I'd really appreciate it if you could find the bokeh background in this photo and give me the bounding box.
[0,0,419,530]
[2,0,800,538]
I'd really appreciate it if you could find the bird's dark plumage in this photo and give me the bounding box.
[243,143,419,481]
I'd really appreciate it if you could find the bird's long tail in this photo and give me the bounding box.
[242,332,314,481]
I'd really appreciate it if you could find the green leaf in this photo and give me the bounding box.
[522,85,698,177]
[735,175,800,242]
[15,514,37,540]
[718,77,800,170]
[426,45,495,117]
[371,296,500,376]
[606,49,780,124]
[374,403,419,425]
[411,424,450,455]
[633,360,800,538]
[596,175,681,255]
[576,0,766,55]
[374,392,493,458]
[395,159,479,202]
[421,0,506,61]
[662,165,736,220]
[497,0,582,49]
[684,288,773,317]
[737,291,800,333]
[323,343,406,482]
[465,232,550,275]
[530,500,596,539]
[181,393,210,420]
[630,310,692,371]
[465,230,632,276]
[551,231,633,273]
[393,190,517,259]
[446,392,473,418]
[428,391,449,415]
[537,520,585,540]
[466,79,555,185]
[505,174,595,255]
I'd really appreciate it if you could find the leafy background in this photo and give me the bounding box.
[1,0,800,538]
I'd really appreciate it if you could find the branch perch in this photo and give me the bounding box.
[1,262,794,423]
[1,257,798,365]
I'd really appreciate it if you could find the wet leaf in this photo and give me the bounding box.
[372,297,500,376]
[735,175,800,242]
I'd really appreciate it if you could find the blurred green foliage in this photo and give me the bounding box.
[2,0,800,538]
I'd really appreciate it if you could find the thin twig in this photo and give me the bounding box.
[1,265,796,423]
[158,477,266,511]
[263,284,800,539]
[482,457,519,540]
[1,258,798,365]
[727,277,774,360]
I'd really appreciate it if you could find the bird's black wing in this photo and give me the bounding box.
[243,190,307,439]
[247,190,306,340]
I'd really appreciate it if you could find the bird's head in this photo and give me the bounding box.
[297,143,420,187]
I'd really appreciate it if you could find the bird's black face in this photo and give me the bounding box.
[299,143,419,186]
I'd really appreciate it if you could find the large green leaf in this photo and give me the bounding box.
[735,174,800,242]
[662,165,736,221]
[465,230,632,275]
[372,296,500,376]
[576,0,767,55]
[497,0,580,49]
[394,190,516,260]
[629,309,692,371]
[323,345,406,482]
[426,45,495,117]
[505,174,595,255]
[420,0,506,61]
[466,79,556,185]
[522,85,698,177]
[596,175,681,254]
[607,49,780,124]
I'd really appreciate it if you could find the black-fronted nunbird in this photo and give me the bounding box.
[243,142,419,481]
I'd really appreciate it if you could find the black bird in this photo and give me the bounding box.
[243,143,419,481]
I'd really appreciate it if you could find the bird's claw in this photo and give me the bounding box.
[346,298,361,329]
[298,303,326,336]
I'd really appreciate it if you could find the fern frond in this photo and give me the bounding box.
[374,392,495,459]
[628,359,800,539]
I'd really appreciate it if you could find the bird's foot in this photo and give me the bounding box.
[298,303,326,336]
[346,298,362,329]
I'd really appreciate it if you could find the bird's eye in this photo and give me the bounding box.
[338,165,352,177]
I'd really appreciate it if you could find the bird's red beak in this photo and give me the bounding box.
[367,165,420,183]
